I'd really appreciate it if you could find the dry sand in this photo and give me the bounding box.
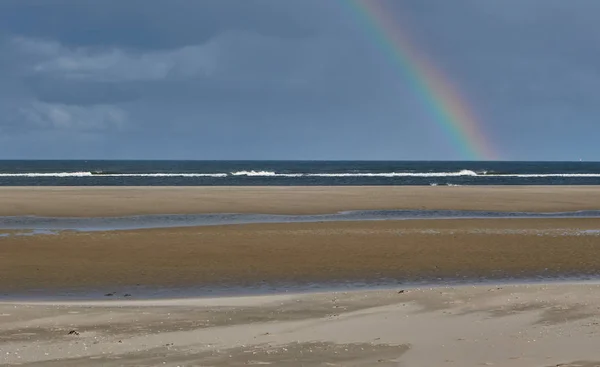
[1,186,600,217]
[1,283,600,366]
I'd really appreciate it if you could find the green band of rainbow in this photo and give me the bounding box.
[346,0,497,160]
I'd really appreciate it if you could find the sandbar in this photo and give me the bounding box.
[1,186,600,217]
[2,219,600,293]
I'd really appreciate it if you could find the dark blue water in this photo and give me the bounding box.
[1,160,600,186]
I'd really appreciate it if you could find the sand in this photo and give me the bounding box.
[1,186,600,292]
[2,219,600,293]
[1,185,598,292]
[1,186,600,217]
[2,283,600,366]
[2,186,600,365]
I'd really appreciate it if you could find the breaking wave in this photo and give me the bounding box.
[0,172,227,178]
[230,170,303,177]
[1,169,600,178]
[228,170,480,177]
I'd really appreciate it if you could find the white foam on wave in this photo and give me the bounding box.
[1,170,600,178]
[306,169,479,177]
[228,170,600,178]
[0,172,227,178]
[485,173,600,178]
[106,173,228,177]
[0,172,94,177]
[230,170,303,177]
[220,170,479,178]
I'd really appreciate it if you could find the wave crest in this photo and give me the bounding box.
[1,170,600,178]
[0,172,227,178]
[230,171,303,177]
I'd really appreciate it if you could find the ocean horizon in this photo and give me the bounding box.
[1,160,600,186]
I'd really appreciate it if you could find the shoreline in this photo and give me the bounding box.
[4,275,600,304]
[3,278,600,305]
[4,277,600,305]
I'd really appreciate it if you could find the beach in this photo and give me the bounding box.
[2,284,600,366]
[1,186,600,365]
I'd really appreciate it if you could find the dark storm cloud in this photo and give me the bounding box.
[24,77,140,105]
[0,0,330,49]
[8,14,385,110]
[1,0,600,160]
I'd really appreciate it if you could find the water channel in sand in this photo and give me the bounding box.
[2,209,600,231]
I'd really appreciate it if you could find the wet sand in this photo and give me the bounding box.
[2,283,600,366]
[2,219,600,293]
[1,186,600,217]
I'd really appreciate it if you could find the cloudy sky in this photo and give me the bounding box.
[1,0,598,160]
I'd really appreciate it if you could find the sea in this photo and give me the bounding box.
[1,160,600,186]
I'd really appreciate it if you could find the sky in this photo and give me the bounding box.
[0,0,599,161]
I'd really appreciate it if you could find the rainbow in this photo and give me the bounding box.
[345,0,497,160]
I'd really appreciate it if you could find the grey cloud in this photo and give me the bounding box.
[18,102,127,132]
[0,0,331,50]
[24,78,140,105]
[14,37,215,82]
[15,27,385,108]
[16,30,336,84]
